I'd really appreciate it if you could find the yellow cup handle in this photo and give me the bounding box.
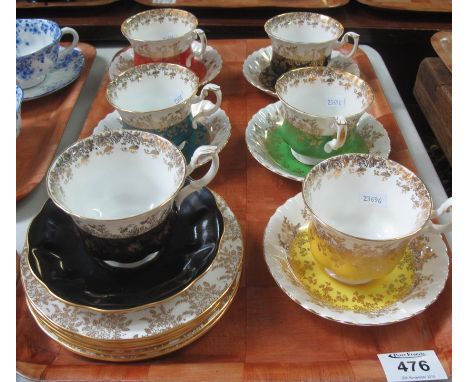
[421,197,452,234]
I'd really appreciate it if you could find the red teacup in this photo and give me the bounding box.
[134,48,207,81]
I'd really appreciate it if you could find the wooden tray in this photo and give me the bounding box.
[133,0,349,8]
[431,30,452,72]
[355,0,451,13]
[16,0,120,8]
[17,40,451,381]
[16,43,96,202]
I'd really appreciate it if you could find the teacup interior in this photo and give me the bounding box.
[273,22,339,43]
[125,12,196,41]
[280,75,369,117]
[110,67,197,112]
[266,14,342,43]
[16,19,59,57]
[304,156,431,240]
[49,133,185,220]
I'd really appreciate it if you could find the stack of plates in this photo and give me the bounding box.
[20,190,243,361]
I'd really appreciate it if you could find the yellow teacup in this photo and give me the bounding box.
[302,154,452,285]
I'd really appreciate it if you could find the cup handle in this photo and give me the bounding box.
[324,116,348,153]
[191,84,222,130]
[174,145,219,209]
[336,32,359,59]
[58,27,79,59]
[420,197,452,234]
[185,29,207,68]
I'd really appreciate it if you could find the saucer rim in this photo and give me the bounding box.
[246,101,391,182]
[23,47,84,101]
[242,45,360,98]
[26,270,241,361]
[108,43,223,86]
[25,189,224,314]
[263,192,450,326]
[21,191,244,341]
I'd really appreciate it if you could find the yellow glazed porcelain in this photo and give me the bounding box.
[289,228,416,312]
[302,154,452,284]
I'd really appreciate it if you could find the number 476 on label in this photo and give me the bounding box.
[377,350,448,381]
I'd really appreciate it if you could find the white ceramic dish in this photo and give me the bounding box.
[93,100,231,168]
[23,47,84,101]
[263,193,450,326]
[242,45,360,98]
[246,101,391,181]
[21,192,244,340]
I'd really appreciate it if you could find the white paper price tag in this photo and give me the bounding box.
[152,0,176,3]
[378,350,448,382]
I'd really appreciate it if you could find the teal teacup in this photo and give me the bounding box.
[106,63,222,145]
[275,67,374,165]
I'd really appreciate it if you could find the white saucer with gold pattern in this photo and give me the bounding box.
[108,42,222,86]
[94,101,231,167]
[22,192,243,341]
[27,270,241,361]
[246,101,390,181]
[242,45,360,98]
[263,193,449,326]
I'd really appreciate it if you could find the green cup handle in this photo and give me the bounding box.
[324,116,348,153]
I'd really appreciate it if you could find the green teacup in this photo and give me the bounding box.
[275,67,374,165]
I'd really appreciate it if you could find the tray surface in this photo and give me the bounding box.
[17,39,451,381]
[16,43,96,201]
[356,0,451,13]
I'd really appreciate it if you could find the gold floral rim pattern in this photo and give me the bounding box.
[245,102,390,182]
[21,192,244,340]
[265,12,343,43]
[47,129,186,239]
[263,193,449,325]
[26,272,240,361]
[276,66,374,113]
[26,268,241,350]
[106,63,199,114]
[121,9,197,40]
[303,154,432,216]
[288,227,416,313]
[108,43,223,86]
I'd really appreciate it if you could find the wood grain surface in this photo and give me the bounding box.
[431,30,452,72]
[133,0,349,8]
[17,39,452,381]
[414,57,452,164]
[16,43,96,201]
[356,0,451,13]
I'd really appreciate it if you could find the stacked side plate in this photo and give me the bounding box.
[20,192,243,361]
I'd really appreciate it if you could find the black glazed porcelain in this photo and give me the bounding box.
[27,188,224,310]
[77,207,176,264]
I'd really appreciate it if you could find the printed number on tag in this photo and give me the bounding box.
[377,350,448,382]
[152,0,176,3]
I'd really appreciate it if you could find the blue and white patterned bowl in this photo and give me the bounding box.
[16,19,79,89]
[16,85,23,138]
